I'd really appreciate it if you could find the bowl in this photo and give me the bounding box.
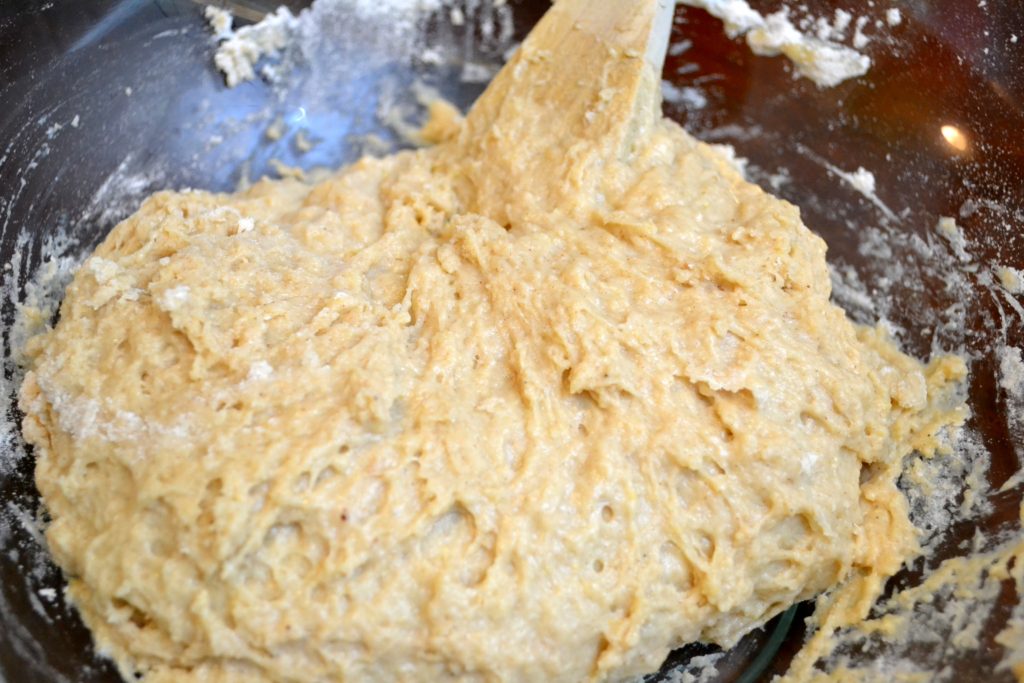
[1,0,1021,680]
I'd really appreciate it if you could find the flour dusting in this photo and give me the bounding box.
[1000,346,1024,400]
[1,100,167,662]
[793,144,898,222]
[661,81,708,110]
[661,653,726,682]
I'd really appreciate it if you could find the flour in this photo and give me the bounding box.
[86,256,120,285]
[203,0,516,168]
[1000,346,1024,400]
[828,262,877,317]
[207,6,300,87]
[797,164,1024,679]
[845,15,868,49]
[998,345,1024,492]
[2,116,164,482]
[679,0,870,87]
[828,165,899,221]
[936,216,972,262]
[841,166,875,195]
[902,427,994,551]
[660,652,726,682]
[157,285,190,311]
[813,9,853,42]
[661,81,708,110]
[207,0,506,91]
[205,6,232,38]
[814,162,882,203]
[793,144,898,222]
[246,360,275,383]
[88,155,166,230]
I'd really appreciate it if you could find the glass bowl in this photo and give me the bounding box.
[1,1,1021,680]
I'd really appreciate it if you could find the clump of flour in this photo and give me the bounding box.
[679,0,871,87]
[206,6,300,87]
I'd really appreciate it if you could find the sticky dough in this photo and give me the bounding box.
[19,5,963,683]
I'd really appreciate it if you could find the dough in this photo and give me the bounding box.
[19,3,963,682]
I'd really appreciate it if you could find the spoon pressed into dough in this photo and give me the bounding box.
[449,0,677,225]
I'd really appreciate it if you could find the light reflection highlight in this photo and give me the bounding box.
[941,124,968,152]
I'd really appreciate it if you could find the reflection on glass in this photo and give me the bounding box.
[940,124,969,152]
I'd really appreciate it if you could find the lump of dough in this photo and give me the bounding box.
[19,4,964,677]
[20,116,962,682]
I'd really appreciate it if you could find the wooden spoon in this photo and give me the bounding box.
[453,0,678,225]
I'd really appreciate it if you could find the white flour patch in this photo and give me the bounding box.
[765,166,792,192]
[661,652,726,683]
[997,345,1024,487]
[850,14,872,50]
[246,360,275,383]
[999,345,1024,401]
[936,216,971,262]
[794,144,898,221]
[680,0,870,87]
[208,6,300,87]
[661,81,708,110]
[813,8,853,42]
[157,285,190,311]
[839,166,875,196]
[5,501,46,551]
[829,263,877,318]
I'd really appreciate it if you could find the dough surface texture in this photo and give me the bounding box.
[20,4,963,682]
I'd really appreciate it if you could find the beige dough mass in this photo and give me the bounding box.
[20,4,963,682]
